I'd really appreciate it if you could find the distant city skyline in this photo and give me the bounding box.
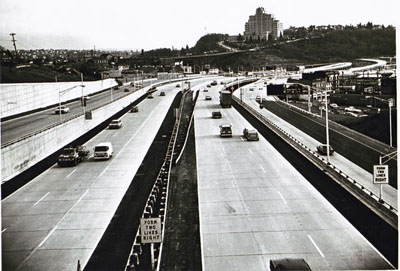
[0,0,398,50]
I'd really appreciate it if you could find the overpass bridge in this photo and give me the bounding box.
[1,76,397,270]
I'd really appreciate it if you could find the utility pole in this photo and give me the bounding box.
[10,33,18,56]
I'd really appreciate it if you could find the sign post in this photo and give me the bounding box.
[140,217,162,271]
[373,164,389,203]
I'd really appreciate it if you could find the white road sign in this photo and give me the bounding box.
[140,217,162,244]
[373,165,389,184]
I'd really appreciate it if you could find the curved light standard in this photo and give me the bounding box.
[366,96,394,147]
[58,84,85,122]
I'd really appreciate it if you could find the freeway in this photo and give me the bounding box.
[1,78,215,270]
[194,82,393,270]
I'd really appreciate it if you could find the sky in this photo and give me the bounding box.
[0,0,399,50]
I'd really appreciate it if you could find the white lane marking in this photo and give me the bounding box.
[240,137,245,142]
[88,154,94,159]
[99,163,112,178]
[38,226,57,248]
[2,228,7,233]
[33,192,50,206]
[277,191,287,205]
[259,165,266,173]
[66,169,76,179]
[112,132,119,137]
[248,149,253,154]
[308,234,325,258]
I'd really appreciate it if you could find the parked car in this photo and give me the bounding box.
[212,111,222,119]
[94,142,113,160]
[317,144,334,155]
[205,95,212,100]
[130,106,139,113]
[55,105,69,114]
[109,119,122,129]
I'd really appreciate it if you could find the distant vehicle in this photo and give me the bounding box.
[270,258,311,271]
[149,86,157,91]
[219,124,232,137]
[94,142,113,160]
[249,88,254,91]
[57,145,89,167]
[130,106,139,113]
[329,103,339,109]
[243,128,259,141]
[55,105,69,114]
[124,88,130,92]
[345,106,362,113]
[210,80,218,86]
[203,88,208,92]
[160,91,166,96]
[176,84,181,87]
[255,96,261,103]
[109,119,122,129]
[147,93,154,99]
[317,144,334,155]
[205,95,212,100]
[207,84,211,88]
[212,111,222,119]
[220,81,225,85]
[220,91,232,108]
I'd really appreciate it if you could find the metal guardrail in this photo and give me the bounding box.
[233,95,398,229]
[124,88,190,271]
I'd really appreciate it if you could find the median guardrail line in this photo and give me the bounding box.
[233,95,397,229]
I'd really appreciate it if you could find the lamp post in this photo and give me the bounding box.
[366,96,394,147]
[58,84,85,122]
[324,90,330,163]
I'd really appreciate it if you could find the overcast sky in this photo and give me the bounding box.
[0,0,398,50]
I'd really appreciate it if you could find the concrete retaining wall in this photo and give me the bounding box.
[2,87,147,183]
[1,79,118,118]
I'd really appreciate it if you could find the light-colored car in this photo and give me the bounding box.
[219,124,232,137]
[55,105,69,114]
[243,128,259,141]
[94,142,113,160]
[109,119,122,129]
[255,96,261,103]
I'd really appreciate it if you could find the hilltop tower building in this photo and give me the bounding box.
[244,7,283,40]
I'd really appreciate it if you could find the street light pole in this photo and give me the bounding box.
[389,98,393,147]
[81,73,85,115]
[325,90,330,163]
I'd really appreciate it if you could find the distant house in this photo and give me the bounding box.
[1,50,13,65]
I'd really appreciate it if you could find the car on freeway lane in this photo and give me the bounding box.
[212,111,222,119]
[243,128,259,141]
[203,88,208,92]
[147,93,154,99]
[176,84,181,87]
[55,105,69,114]
[205,95,212,100]
[255,96,261,103]
[219,124,232,137]
[109,119,122,129]
[160,91,166,96]
[211,80,218,86]
[317,144,334,155]
[130,106,139,113]
[124,88,130,92]
[207,84,211,88]
[94,142,113,160]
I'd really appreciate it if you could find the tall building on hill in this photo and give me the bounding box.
[244,7,283,40]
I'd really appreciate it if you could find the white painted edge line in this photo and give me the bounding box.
[2,228,7,233]
[308,234,325,258]
[248,148,253,154]
[277,191,287,205]
[259,165,266,173]
[33,192,50,206]
[66,169,76,179]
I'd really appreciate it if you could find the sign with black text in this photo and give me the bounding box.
[373,165,389,184]
[140,218,162,244]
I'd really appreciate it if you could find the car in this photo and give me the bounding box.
[249,88,254,91]
[243,128,259,141]
[160,91,166,96]
[124,88,130,92]
[130,106,139,113]
[207,84,211,88]
[210,80,218,86]
[329,103,339,109]
[147,93,154,99]
[212,111,222,119]
[220,81,225,85]
[317,144,334,155]
[270,258,311,271]
[94,142,113,160]
[109,119,122,129]
[176,84,181,87]
[55,105,69,114]
[205,96,212,100]
[203,88,208,92]
[255,96,261,103]
[219,124,232,137]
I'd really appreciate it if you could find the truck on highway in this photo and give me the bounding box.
[220,91,232,108]
[57,145,89,167]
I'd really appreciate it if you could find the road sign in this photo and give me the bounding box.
[140,217,162,244]
[373,165,389,184]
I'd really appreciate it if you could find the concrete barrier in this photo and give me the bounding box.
[1,79,118,119]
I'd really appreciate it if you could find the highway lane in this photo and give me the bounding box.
[194,83,393,270]
[1,78,216,270]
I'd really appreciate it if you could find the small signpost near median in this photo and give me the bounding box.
[373,164,389,202]
[140,217,162,270]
